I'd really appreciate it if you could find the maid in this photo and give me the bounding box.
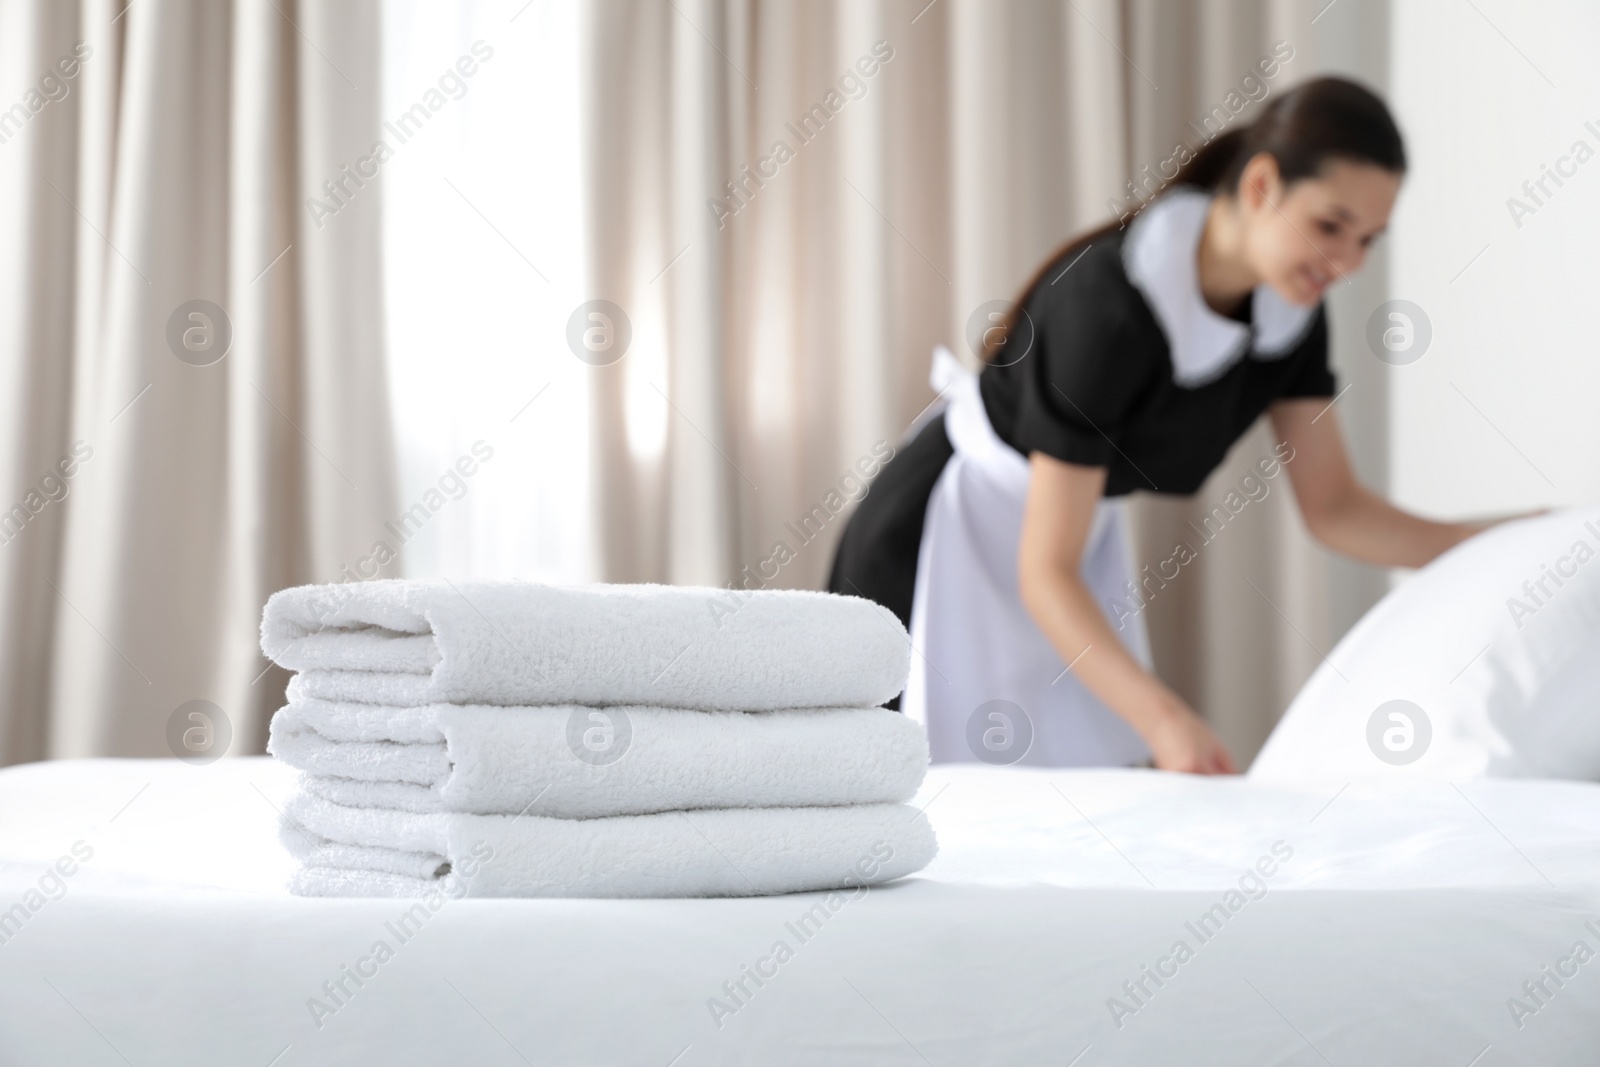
[830,78,1496,773]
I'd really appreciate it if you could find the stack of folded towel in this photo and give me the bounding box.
[261,580,936,898]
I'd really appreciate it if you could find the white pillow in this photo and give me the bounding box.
[1250,508,1600,783]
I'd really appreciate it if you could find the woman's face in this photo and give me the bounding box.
[1239,154,1402,306]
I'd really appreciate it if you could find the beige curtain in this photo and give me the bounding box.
[0,0,396,764]
[581,0,1393,763]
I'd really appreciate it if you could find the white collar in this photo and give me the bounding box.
[1122,187,1317,389]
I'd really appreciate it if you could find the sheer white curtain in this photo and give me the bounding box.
[381,0,592,584]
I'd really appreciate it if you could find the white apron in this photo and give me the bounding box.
[902,346,1153,767]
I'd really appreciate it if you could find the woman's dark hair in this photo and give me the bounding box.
[980,76,1405,363]
[1171,75,1405,191]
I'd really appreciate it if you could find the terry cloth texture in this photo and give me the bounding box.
[263,579,934,898]
[268,698,929,817]
[281,791,936,898]
[262,579,912,710]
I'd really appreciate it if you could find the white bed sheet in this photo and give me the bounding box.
[1,757,1597,1065]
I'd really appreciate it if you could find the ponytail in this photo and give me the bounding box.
[979,76,1405,364]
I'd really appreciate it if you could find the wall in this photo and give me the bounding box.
[1387,0,1600,517]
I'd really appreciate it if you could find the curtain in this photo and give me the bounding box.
[0,0,396,764]
[579,0,1392,763]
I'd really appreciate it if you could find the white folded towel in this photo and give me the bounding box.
[261,579,910,710]
[268,698,930,817]
[281,791,937,898]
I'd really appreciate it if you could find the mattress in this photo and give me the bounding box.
[1,757,1596,1065]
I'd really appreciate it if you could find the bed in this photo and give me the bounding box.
[1,755,1596,1065]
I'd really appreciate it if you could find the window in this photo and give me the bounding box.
[381,0,592,581]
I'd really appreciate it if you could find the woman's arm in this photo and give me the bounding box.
[1018,454,1236,774]
[1269,399,1493,567]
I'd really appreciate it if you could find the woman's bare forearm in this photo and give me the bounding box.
[1309,484,1477,568]
[1018,453,1235,773]
[1018,557,1186,739]
[1271,400,1496,569]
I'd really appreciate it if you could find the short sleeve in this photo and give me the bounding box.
[1276,307,1336,399]
[1010,297,1156,467]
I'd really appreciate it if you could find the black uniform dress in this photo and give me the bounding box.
[828,188,1336,636]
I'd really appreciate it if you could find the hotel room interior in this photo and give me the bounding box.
[1,0,1598,1062]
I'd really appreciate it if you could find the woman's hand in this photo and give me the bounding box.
[1462,507,1550,534]
[1142,699,1238,775]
